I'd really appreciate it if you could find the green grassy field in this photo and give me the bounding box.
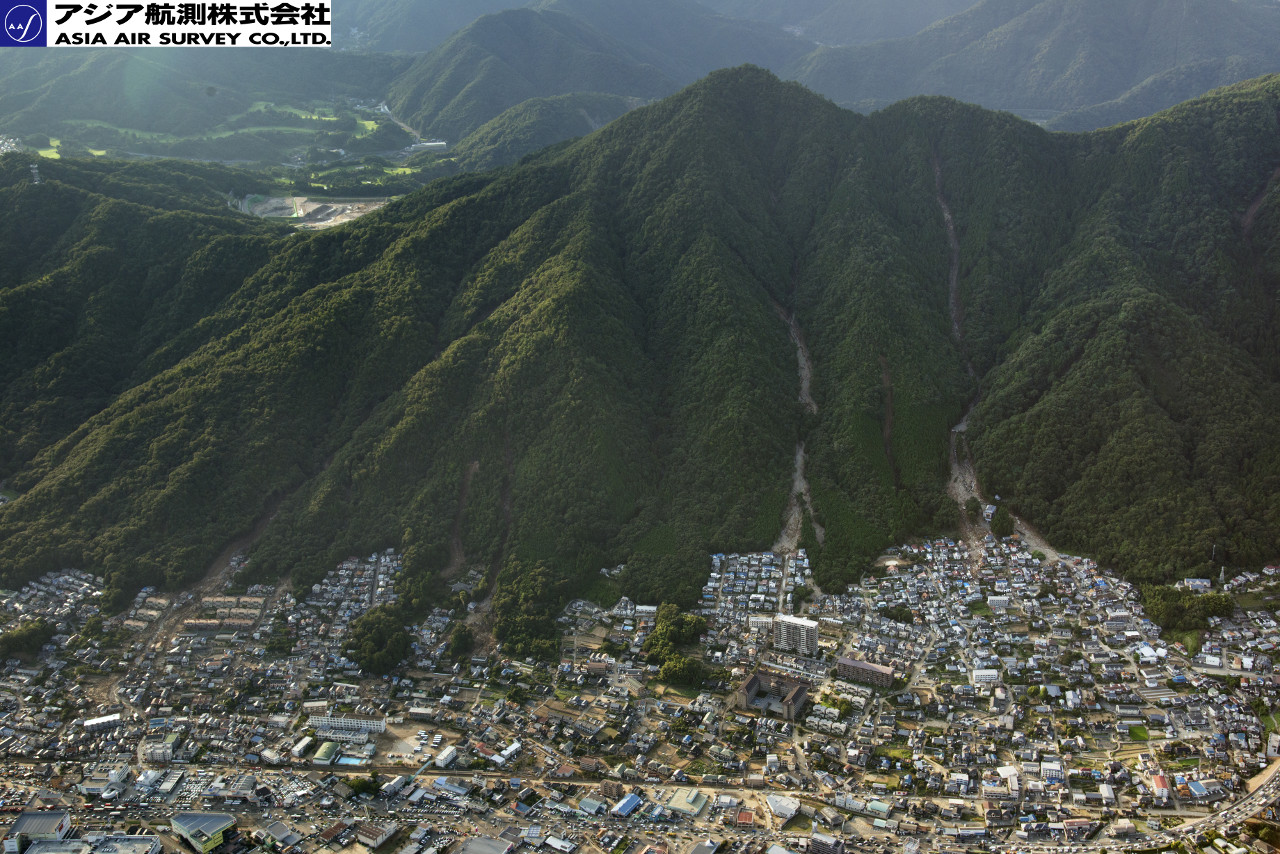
[876,746,912,761]
[48,100,392,166]
[1231,589,1280,610]
[1164,630,1204,655]
[257,103,341,122]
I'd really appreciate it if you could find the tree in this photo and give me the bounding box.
[879,604,913,624]
[0,620,55,658]
[347,773,381,796]
[643,603,707,666]
[659,653,705,686]
[343,607,411,674]
[990,506,1015,538]
[447,624,474,662]
[964,497,982,521]
[1140,586,1235,632]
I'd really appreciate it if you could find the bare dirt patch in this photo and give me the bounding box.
[248,195,389,229]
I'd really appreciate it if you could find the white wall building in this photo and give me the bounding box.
[773,614,818,656]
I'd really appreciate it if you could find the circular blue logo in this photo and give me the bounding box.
[5,4,43,43]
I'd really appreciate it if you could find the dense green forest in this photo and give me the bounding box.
[3,68,1280,656]
[449,93,643,171]
[0,619,55,659]
[1139,587,1236,633]
[383,8,680,142]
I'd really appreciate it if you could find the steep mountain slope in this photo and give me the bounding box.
[0,158,281,476]
[970,80,1280,579]
[450,92,643,171]
[339,0,532,52]
[3,68,1280,658]
[1045,56,1276,131]
[384,0,1280,160]
[384,8,679,142]
[385,0,816,144]
[793,0,1280,123]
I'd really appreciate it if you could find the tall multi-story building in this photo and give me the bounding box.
[773,614,818,656]
[810,832,846,854]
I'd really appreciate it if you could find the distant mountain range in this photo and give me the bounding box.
[337,0,976,52]
[794,0,1280,127]
[3,68,1280,659]
[340,0,530,52]
[380,0,1280,150]
[4,0,1280,170]
[382,7,681,142]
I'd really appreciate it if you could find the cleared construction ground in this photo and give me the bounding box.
[243,195,390,228]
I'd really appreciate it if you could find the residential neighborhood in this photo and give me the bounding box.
[1,530,1280,854]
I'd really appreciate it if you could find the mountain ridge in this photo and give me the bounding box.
[3,68,1280,659]
[375,0,1280,167]
[793,0,1280,122]
[6,0,1280,177]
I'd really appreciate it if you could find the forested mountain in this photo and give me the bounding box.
[3,68,1280,659]
[449,92,642,171]
[383,8,679,142]
[5,0,1280,173]
[339,0,532,52]
[384,0,812,142]
[381,0,1280,155]
[794,0,1280,125]
[1046,55,1277,132]
[335,0,981,53]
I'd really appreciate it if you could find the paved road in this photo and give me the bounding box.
[1022,758,1280,854]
